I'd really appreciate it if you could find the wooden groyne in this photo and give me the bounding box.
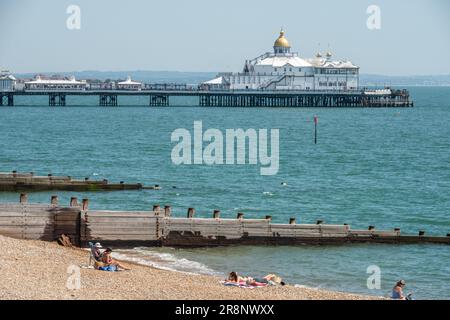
[0,171,159,192]
[0,195,448,248]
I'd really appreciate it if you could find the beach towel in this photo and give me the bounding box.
[220,280,267,289]
[98,265,118,272]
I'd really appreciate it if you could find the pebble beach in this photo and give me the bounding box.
[0,235,381,300]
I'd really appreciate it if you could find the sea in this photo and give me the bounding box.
[0,86,449,299]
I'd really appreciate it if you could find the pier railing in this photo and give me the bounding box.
[0,195,447,248]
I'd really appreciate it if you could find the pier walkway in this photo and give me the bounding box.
[0,87,413,107]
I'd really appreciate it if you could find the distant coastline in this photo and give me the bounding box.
[12,71,450,87]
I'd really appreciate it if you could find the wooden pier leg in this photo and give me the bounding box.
[164,205,172,217]
[82,199,89,211]
[51,195,58,205]
[289,217,296,225]
[213,210,220,219]
[70,197,78,207]
[19,193,27,203]
[187,207,195,218]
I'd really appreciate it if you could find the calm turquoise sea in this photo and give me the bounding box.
[0,87,449,299]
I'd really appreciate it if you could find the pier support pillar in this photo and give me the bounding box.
[99,94,118,106]
[48,93,66,106]
[149,95,169,106]
[0,93,14,106]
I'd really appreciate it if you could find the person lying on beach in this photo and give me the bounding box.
[250,274,286,286]
[94,248,131,271]
[226,272,284,287]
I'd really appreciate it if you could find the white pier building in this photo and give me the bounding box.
[0,70,17,91]
[24,76,87,90]
[117,76,142,90]
[203,30,359,91]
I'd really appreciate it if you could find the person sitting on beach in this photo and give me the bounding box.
[91,242,103,262]
[392,280,407,300]
[98,248,131,271]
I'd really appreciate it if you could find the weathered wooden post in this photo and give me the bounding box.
[368,226,375,231]
[314,115,318,144]
[82,199,89,211]
[153,205,161,216]
[164,205,172,217]
[187,208,195,218]
[213,210,220,219]
[265,215,272,221]
[289,217,296,225]
[70,197,78,207]
[419,230,425,236]
[19,193,27,203]
[237,212,244,219]
[51,195,58,205]
[316,220,323,225]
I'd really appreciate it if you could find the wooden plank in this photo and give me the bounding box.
[85,216,157,223]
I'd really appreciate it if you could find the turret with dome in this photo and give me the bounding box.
[203,29,359,91]
[273,30,291,54]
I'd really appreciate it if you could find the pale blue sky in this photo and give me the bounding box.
[1,0,449,75]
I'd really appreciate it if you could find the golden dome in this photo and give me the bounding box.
[274,30,290,48]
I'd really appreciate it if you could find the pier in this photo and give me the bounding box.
[0,171,159,192]
[0,196,447,248]
[0,88,413,107]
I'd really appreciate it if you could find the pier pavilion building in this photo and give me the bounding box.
[203,30,359,91]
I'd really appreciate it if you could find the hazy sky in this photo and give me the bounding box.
[1,0,449,75]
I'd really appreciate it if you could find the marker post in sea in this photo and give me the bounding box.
[314,115,318,144]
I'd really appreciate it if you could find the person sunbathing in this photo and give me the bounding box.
[99,248,131,271]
